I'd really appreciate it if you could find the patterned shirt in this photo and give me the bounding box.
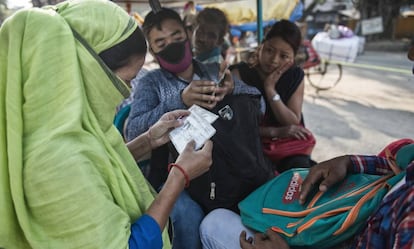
[349,155,414,249]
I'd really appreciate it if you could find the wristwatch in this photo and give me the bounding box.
[272,93,281,102]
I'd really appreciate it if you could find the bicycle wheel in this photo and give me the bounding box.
[306,60,342,91]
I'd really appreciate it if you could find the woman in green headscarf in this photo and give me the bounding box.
[0,0,212,248]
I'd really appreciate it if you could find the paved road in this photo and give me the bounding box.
[303,51,414,162]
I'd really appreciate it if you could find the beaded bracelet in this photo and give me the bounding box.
[168,163,190,188]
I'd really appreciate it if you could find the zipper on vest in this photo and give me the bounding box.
[208,164,216,200]
[210,182,216,200]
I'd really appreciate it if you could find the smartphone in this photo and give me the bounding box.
[216,73,226,87]
[216,65,229,87]
[209,66,228,103]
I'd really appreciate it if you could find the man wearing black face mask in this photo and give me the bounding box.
[125,7,261,141]
[125,7,263,249]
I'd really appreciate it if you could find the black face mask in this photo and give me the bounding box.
[154,40,193,73]
[156,40,187,64]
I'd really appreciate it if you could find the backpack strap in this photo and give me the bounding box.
[305,175,393,209]
[385,148,401,175]
[262,173,394,239]
[333,180,388,235]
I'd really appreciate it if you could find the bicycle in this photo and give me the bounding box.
[300,40,343,92]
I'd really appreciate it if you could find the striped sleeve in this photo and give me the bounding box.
[350,155,392,175]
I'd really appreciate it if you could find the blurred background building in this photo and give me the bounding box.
[2,0,414,46]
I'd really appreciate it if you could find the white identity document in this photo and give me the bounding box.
[169,105,218,154]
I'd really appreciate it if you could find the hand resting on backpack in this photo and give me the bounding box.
[299,155,353,205]
[238,155,360,249]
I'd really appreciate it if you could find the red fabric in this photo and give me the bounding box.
[377,138,414,158]
[301,40,320,69]
[262,131,316,162]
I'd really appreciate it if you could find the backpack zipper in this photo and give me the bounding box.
[210,181,216,200]
[208,169,216,200]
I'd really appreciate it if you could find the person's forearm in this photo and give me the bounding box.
[260,126,282,138]
[146,168,186,230]
[269,103,301,125]
[350,155,391,175]
[264,91,300,126]
[126,131,152,161]
[264,82,304,126]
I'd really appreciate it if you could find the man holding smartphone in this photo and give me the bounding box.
[126,8,260,140]
[125,7,262,249]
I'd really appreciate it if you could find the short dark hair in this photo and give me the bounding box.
[196,8,229,40]
[264,20,302,54]
[142,8,184,38]
[99,27,147,70]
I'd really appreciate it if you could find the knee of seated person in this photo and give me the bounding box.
[200,208,236,233]
[200,208,253,249]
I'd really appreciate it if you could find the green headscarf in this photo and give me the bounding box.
[0,0,171,248]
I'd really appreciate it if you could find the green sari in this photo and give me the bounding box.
[0,0,171,248]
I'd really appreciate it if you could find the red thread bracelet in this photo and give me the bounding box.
[168,163,190,188]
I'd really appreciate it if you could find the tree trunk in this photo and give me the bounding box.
[358,0,405,40]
